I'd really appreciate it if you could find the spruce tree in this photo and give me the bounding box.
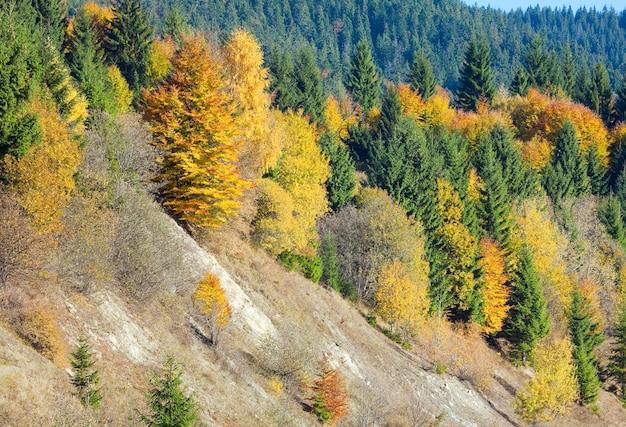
[267,46,298,112]
[456,38,495,112]
[0,2,42,159]
[319,132,357,211]
[614,75,626,125]
[107,0,153,95]
[591,61,613,125]
[561,45,577,97]
[378,85,402,141]
[587,144,607,196]
[510,67,529,97]
[66,9,116,113]
[70,337,102,409]
[542,120,590,203]
[608,305,626,401]
[31,0,66,49]
[345,41,380,111]
[567,286,604,405]
[598,194,626,249]
[293,47,325,124]
[490,124,537,200]
[524,36,550,91]
[141,356,196,427]
[500,246,550,364]
[408,49,436,100]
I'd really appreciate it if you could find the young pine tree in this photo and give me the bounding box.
[70,337,102,409]
[345,41,380,111]
[141,356,196,427]
[408,49,436,101]
[456,38,495,112]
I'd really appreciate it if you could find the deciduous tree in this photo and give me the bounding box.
[306,353,349,425]
[193,272,231,346]
[478,238,510,334]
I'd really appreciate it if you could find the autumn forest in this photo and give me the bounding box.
[3,0,626,424]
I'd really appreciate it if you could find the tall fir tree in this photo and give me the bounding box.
[293,47,325,125]
[66,9,117,113]
[345,41,380,111]
[524,36,550,91]
[107,0,153,96]
[561,45,577,97]
[510,66,529,97]
[587,144,607,196]
[500,246,550,364]
[542,120,590,203]
[567,286,604,405]
[598,194,626,249]
[31,0,66,49]
[591,61,613,125]
[456,38,495,112]
[378,85,402,141]
[408,49,436,101]
[608,305,626,401]
[141,356,196,427]
[319,132,357,211]
[0,2,42,159]
[70,337,102,409]
[614,75,626,125]
[490,124,537,200]
[267,46,298,113]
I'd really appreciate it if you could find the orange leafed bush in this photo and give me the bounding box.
[193,272,231,345]
[306,353,349,425]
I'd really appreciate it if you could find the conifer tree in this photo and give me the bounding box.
[70,337,102,409]
[66,9,117,113]
[608,305,626,401]
[543,120,590,203]
[141,356,196,427]
[107,0,153,95]
[345,41,380,111]
[614,75,626,125]
[567,286,604,405]
[378,85,402,141]
[524,36,550,91]
[510,67,529,97]
[561,45,577,97]
[0,3,42,159]
[587,144,607,196]
[591,61,613,125]
[319,132,357,211]
[408,49,436,101]
[598,194,626,249]
[501,246,550,364]
[490,124,537,200]
[267,46,298,113]
[294,47,325,124]
[456,38,495,112]
[31,0,66,49]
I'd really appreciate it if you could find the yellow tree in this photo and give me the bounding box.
[374,259,429,343]
[3,97,82,236]
[106,65,133,113]
[478,237,510,334]
[324,95,358,141]
[306,353,349,425]
[222,29,282,177]
[141,35,251,228]
[515,338,578,422]
[193,272,231,346]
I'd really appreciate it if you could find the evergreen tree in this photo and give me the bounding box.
[500,246,550,364]
[319,132,357,211]
[598,194,626,249]
[0,2,42,159]
[408,49,436,100]
[591,61,613,125]
[107,0,153,95]
[616,166,626,218]
[164,6,187,44]
[320,235,342,293]
[573,63,594,107]
[31,0,66,49]
[70,337,102,409]
[524,36,550,91]
[614,75,626,125]
[66,9,116,113]
[345,41,380,111]
[608,305,626,401]
[141,356,196,427]
[267,46,298,113]
[542,120,590,203]
[587,144,607,196]
[294,47,325,124]
[561,45,577,97]
[456,38,495,112]
[490,124,537,200]
[378,85,402,141]
[510,67,529,97]
[567,286,604,405]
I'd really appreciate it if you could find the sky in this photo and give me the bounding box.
[461,0,625,11]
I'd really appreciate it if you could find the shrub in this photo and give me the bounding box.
[278,251,323,283]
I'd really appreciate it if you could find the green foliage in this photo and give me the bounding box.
[107,0,153,95]
[500,246,550,364]
[319,132,357,211]
[319,235,342,292]
[32,0,67,49]
[345,41,380,111]
[509,67,529,96]
[587,144,607,196]
[267,47,298,113]
[543,120,590,203]
[523,36,558,93]
[408,49,436,100]
[567,286,604,405]
[0,2,42,159]
[279,251,323,283]
[598,194,626,249]
[456,39,495,112]
[294,48,326,124]
[590,61,613,125]
[614,74,626,125]
[141,356,197,427]
[608,305,626,400]
[70,337,103,409]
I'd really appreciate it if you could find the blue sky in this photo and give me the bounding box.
[461,0,625,12]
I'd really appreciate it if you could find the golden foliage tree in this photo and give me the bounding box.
[222,29,282,177]
[106,65,133,114]
[193,272,231,346]
[3,97,82,236]
[478,237,510,334]
[374,259,429,342]
[324,95,359,141]
[141,35,251,228]
[515,338,578,422]
[148,35,176,84]
[397,84,454,129]
[252,110,330,256]
[306,353,349,425]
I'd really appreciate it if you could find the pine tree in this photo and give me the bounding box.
[524,36,550,91]
[510,67,529,97]
[456,38,495,112]
[107,0,153,95]
[0,2,42,159]
[598,194,626,249]
[501,246,550,364]
[70,337,102,409]
[608,305,626,401]
[543,120,590,203]
[267,46,298,113]
[164,6,187,44]
[587,144,607,196]
[141,356,196,427]
[561,45,577,97]
[614,75,626,125]
[294,47,325,124]
[32,0,66,49]
[408,49,436,101]
[66,9,117,113]
[345,41,379,111]
[591,61,613,125]
[378,85,402,141]
[567,286,604,405]
[320,235,342,293]
[490,124,537,200]
[319,132,357,211]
